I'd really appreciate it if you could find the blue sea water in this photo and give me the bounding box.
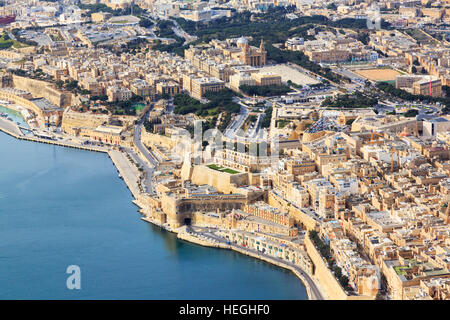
[0,132,307,300]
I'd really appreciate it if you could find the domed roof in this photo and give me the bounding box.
[237,37,248,45]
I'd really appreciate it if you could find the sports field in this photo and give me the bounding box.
[354,68,401,81]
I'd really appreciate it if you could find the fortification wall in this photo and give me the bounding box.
[12,75,71,107]
[191,165,248,194]
[304,235,348,300]
[268,191,318,231]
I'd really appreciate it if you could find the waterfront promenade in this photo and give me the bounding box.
[175,226,324,300]
[109,150,142,198]
[143,215,325,300]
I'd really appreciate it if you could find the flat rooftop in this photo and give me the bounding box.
[30,98,62,112]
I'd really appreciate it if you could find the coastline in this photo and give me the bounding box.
[139,214,321,300]
[0,119,321,300]
[178,232,318,300]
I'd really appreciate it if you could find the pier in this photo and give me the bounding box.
[0,117,108,153]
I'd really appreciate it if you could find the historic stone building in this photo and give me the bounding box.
[237,38,267,67]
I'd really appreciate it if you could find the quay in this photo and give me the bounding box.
[0,117,107,153]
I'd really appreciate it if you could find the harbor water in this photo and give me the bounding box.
[0,131,307,299]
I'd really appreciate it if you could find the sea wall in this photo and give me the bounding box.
[231,245,318,300]
[304,235,348,300]
[177,229,320,300]
[304,236,374,300]
[12,75,71,108]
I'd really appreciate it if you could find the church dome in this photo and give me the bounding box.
[237,37,248,45]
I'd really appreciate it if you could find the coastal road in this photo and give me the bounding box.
[132,109,159,195]
[190,226,324,300]
[134,108,159,167]
[230,243,324,300]
[123,147,155,195]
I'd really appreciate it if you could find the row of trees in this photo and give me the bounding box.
[376,82,450,114]
[261,106,272,128]
[217,112,232,132]
[309,230,350,290]
[173,89,240,116]
[321,91,378,109]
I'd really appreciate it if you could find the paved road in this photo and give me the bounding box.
[170,19,198,45]
[130,108,159,194]
[0,117,23,136]
[109,149,142,196]
[224,101,249,140]
[123,147,155,194]
[134,109,158,166]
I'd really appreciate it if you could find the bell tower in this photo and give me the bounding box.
[259,39,267,65]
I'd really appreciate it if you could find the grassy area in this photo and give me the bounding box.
[207,164,240,174]
[394,266,410,276]
[48,33,64,42]
[0,36,13,49]
[277,119,291,129]
[132,102,146,113]
[405,29,439,46]
[111,20,130,24]
[0,33,30,49]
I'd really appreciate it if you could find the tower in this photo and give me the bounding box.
[259,39,267,65]
[259,39,265,53]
